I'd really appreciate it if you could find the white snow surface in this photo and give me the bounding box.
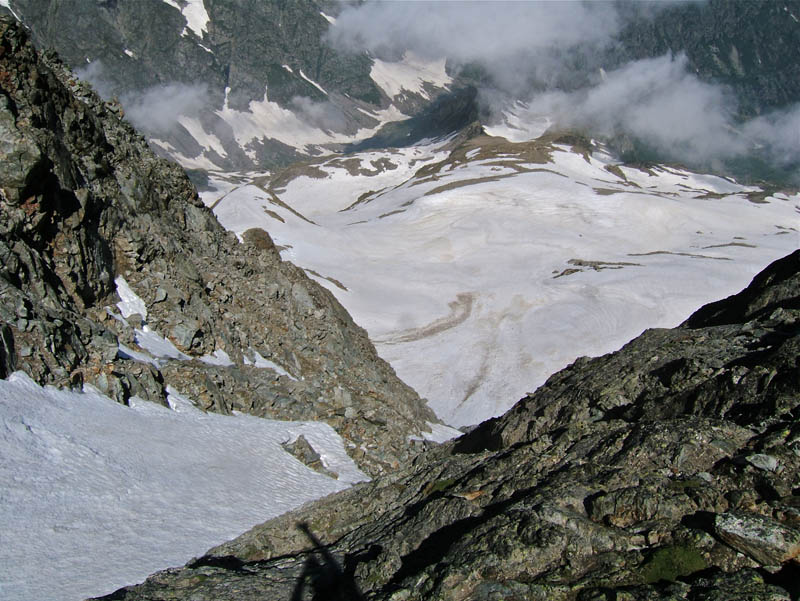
[199,348,235,366]
[484,103,552,142]
[214,87,407,156]
[299,69,327,95]
[247,351,298,380]
[422,422,463,443]
[161,0,209,38]
[177,115,227,158]
[0,372,366,601]
[370,51,452,100]
[134,326,191,361]
[115,276,147,320]
[207,139,800,428]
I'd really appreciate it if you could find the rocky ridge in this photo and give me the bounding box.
[0,16,440,477]
[98,249,800,600]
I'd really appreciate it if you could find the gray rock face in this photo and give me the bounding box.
[96,250,800,600]
[0,17,439,476]
[714,512,800,566]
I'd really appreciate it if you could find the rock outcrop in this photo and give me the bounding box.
[98,249,800,600]
[0,16,439,476]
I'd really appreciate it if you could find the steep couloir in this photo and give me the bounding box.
[0,16,439,477]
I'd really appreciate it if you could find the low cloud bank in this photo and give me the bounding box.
[76,61,209,134]
[122,82,209,134]
[329,1,800,177]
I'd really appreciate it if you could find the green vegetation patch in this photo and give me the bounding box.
[640,545,707,583]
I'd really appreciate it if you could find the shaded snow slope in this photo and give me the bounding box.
[204,135,800,428]
[0,372,366,601]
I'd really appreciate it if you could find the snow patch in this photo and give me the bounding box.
[421,422,462,443]
[177,115,227,157]
[199,349,235,366]
[484,103,552,142]
[215,88,409,156]
[115,276,147,320]
[299,68,328,95]
[117,343,161,368]
[161,0,210,38]
[370,51,452,100]
[134,326,191,361]
[0,371,367,601]
[249,351,298,380]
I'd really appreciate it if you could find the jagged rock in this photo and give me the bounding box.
[95,250,800,600]
[0,16,439,476]
[747,453,780,472]
[714,512,800,566]
[282,434,338,479]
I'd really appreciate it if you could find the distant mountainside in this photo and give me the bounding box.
[5,0,800,183]
[614,0,800,118]
[96,250,800,600]
[0,15,440,478]
[1,4,799,600]
[0,0,453,171]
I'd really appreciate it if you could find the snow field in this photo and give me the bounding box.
[0,372,366,601]
[208,141,800,427]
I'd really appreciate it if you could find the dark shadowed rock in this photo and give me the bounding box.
[92,245,800,600]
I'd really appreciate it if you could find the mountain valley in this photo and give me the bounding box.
[0,1,799,599]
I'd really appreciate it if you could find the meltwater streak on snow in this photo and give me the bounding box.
[208,140,799,428]
[0,372,366,601]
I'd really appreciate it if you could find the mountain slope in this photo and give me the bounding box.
[96,249,800,601]
[0,15,440,479]
[0,0,452,171]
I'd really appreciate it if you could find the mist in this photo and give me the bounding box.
[329,1,800,178]
[328,0,622,96]
[122,82,209,134]
[75,60,209,135]
[523,53,743,165]
[290,96,349,132]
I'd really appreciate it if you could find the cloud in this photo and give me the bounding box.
[525,53,743,163]
[328,1,622,95]
[330,1,800,176]
[75,60,209,134]
[74,60,115,99]
[290,96,348,132]
[121,83,209,134]
[742,104,800,166]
